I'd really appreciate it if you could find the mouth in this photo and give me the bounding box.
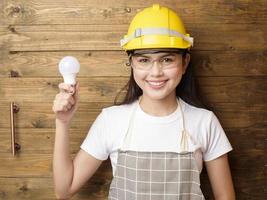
[146,80,168,89]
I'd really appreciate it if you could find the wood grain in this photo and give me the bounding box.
[0,151,265,199]
[0,128,83,154]
[1,0,266,25]
[0,102,112,129]
[0,101,266,129]
[0,168,112,199]
[0,154,53,177]
[200,165,266,200]
[0,126,265,154]
[0,77,266,103]
[0,50,266,77]
[0,77,128,103]
[0,0,266,199]
[0,153,111,177]
[0,24,266,51]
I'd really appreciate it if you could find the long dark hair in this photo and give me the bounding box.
[114,49,207,109]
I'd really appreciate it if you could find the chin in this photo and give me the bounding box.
[143,91,175,101]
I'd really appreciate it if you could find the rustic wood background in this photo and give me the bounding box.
[0,0,266,199]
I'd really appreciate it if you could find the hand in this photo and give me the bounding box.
[52,82,80,124]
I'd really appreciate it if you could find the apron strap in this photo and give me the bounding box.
[178,99,188,152]
[120,99,139,150]
[121,97,197,152]
[178,98,198,152]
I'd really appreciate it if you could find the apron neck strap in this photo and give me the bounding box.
[120,97,190,152]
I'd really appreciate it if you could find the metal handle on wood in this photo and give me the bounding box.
[10,102,20,156]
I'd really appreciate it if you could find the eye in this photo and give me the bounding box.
[137,58,150,63]
[161,57,175,63]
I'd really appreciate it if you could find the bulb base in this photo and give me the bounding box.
[63,74,76,85]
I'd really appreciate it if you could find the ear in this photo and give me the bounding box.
[182,53,190,74]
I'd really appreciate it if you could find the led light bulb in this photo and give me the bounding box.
[58,56,80,85]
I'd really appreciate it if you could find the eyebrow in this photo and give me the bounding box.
[133,53,177,57]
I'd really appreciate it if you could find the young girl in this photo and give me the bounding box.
[52,4,235,199]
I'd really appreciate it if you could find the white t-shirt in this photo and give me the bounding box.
[80,98,233,176]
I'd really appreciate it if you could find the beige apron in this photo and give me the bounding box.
[108,98,205,200]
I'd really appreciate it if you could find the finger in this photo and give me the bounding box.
[75,82,79,90]
[53,103,64,113]
[61,93,74,102]
[54,95,73,110]
[66,103,72,110]
[52,99,60,110]
[59,83,75,94]
[64,92,75,105]
[55,99,68,111]
[66,95,76,106]
[74,82,79,100]
[61,102,71,112]
[62,106,68,112]
[52,104,57,113]
[68,96,75,105]
[62,99,71,108]
[54,93,64,103]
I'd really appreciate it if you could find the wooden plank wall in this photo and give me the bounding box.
[0,0,266,199]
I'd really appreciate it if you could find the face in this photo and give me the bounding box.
[131,51,190,102]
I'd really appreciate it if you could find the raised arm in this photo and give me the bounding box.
[52,82,103,199]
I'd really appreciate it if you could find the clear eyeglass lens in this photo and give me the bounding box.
[132,55,179,70]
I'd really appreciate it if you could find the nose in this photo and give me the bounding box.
[150,61,163,76]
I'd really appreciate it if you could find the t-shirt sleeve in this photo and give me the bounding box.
[203,112,233,161]
[80,109,109,161]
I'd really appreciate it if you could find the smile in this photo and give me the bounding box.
[146,80,167,88]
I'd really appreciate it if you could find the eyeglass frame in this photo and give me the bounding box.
[126,50,187,71]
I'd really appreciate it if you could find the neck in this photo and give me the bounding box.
[139,94,179,116]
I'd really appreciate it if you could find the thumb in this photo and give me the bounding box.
[74,82,79,100]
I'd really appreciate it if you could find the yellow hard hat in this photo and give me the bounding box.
[120,4,193,51]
